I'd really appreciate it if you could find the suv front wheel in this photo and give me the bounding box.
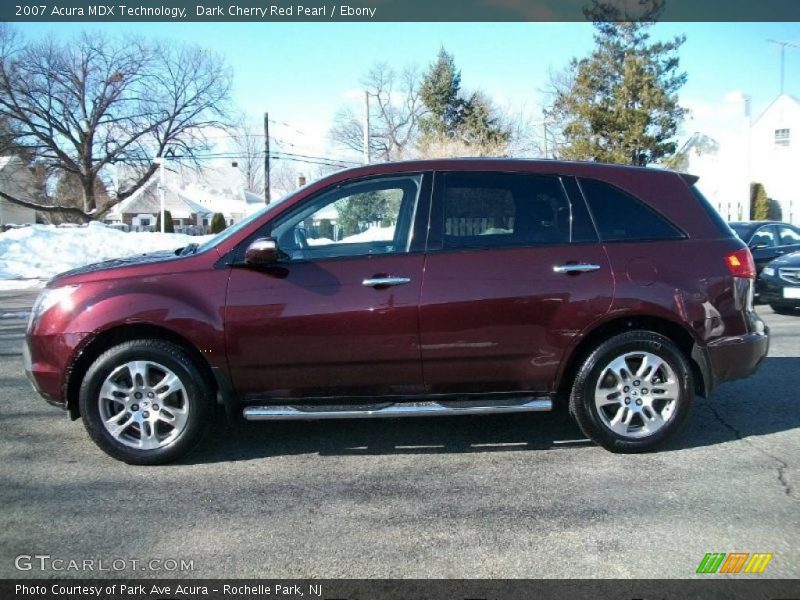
[569,331,694,453]
[79,340,213,465]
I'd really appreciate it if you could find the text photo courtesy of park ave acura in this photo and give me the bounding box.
[1,0,799,598]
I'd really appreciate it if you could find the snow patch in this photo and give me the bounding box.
[0,224,212,281]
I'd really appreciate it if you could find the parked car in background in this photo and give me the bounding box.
[729,221,800,272]
[25,159,769,464]
[758,251,800,314]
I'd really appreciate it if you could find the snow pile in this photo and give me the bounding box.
[0,223,212,282]
[342,225,395,243]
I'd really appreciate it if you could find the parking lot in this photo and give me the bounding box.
[0,288,797,579]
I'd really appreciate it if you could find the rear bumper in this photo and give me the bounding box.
[704,322,769,387]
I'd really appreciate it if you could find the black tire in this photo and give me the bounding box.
[770,303,797,315]
[79,339,213,465]
[569,331,694,453]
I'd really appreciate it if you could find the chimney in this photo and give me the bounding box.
[297,174,307,188]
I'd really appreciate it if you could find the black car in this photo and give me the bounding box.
[758,251,800,314]
[729,221,800,272]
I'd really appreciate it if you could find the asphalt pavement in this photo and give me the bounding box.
[0,289,797,578]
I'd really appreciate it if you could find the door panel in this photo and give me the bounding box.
[419,245,613,394]
[225,255,424,400]
[224,172,429,401]
[419,171,613,395]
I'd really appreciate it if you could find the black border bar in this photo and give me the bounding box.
[3,579,800,600]
[3,0,800,22]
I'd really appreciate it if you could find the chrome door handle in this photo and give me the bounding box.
[553,263,601,274]
[362,276,411,288]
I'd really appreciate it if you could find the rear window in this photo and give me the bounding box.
[578,178,684,242]
[689,185,735,237]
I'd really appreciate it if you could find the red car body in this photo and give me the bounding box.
[24,159,768,451]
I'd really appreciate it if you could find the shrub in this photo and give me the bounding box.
[210,212,226,234]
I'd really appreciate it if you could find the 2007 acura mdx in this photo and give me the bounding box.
[24,159,769,464]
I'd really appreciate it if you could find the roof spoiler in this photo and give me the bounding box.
[678,172,699,185]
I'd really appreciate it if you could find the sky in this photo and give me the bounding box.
[13,21,800,172]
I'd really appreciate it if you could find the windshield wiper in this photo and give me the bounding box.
[178,243,199,256]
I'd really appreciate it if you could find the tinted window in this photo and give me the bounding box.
[439,173,585,250]
[750,226,777,248]
[778,226,800,246]
[579,178,684,242]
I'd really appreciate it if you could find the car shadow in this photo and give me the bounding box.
[182,357,800,464]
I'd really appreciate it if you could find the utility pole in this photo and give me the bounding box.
[154,156,166,233]
[363,91,371,165]
[264,112,271,204]
[768,39,800,95]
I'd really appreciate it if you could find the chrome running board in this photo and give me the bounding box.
[242,398,552,421]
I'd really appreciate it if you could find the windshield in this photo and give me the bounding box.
[195,191,297,254]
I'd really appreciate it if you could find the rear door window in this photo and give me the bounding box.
[578,178,685,242]
[433,172,596,251]
[778,226,800,247]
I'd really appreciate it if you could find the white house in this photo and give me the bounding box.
[750,94,800,224]
[105,179,215,232]
[0,155,38,226]
[681,93,800,225]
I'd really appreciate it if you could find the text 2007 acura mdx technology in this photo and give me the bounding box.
[24,159,769,464]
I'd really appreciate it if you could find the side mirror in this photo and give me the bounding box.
[750,242,768,250]
[244,237,280,266]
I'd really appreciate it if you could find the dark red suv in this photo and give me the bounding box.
[24,159,769,464]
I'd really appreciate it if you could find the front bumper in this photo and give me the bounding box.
[757,277,800,306]
[24,331,90,410]
[23,338,67,408]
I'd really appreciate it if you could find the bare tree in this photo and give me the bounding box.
[329,63,423,162]
[230,116,263,194]
[0,24,232,221]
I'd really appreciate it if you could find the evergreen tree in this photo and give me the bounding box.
[210,212,226,234]
[460,91,510,148]
[418,48,510,154]
[419,48,464,139]
[546,1,687,166]
[155,210,174,233]
[750,183,770,221]
[336,191,401,237]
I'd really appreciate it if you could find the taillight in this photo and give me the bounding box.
[725,247,756,279]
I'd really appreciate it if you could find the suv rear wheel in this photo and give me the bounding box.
[79,340,213,465]
[569,331,693,453]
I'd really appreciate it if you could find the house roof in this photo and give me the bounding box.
[112,179,214,220]
[752,93,800,126]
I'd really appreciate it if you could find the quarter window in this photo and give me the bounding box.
[579,178,684,242]
[438,172,584,250]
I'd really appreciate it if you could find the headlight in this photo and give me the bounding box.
[762,267,775,277]
[28,285,79,329]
